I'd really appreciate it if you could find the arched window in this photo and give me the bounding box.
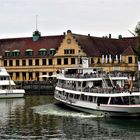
[25,49,34,56]
[49,48,56,56]
[38,48,47,56]
[12,50,20,57]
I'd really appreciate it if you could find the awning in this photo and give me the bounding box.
[12,49,20,52]
[50,48,55,51]
[26,49,33,52]
[5,50,10,53]
[39,48,47,51]
[39,75,56,78]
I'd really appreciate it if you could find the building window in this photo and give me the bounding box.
[64,49,75,54]
[12,50,20,57]
[29,59,32,66]
[128,57,132,63]
[38,48,47,56]
[16,60,19,66]
[70,49,75,54]
[42,72,47,80]
[25,49,34,56]
[64,58,68,65]
[42,59,46,65]
[135,57,137,63]
[22,72,26,80]
[16,72,19,80]
[35,72,39,81]
[9,60,13,66]
[97,58,101,64]
[49,48,56,56]
[4,60,7,66]
[91,58,94,63]
[35,59,39,66]
[9,72,13,79]
[48,59,53,65]
[22,60,26,66]
[4,51,10,57]
[29,72,33,80]
[71,58,75,64]
[57,58,61,65]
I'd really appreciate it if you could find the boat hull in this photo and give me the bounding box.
[0,89,25,99]
[55,95,140,117]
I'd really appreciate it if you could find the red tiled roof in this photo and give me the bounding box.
[72,34,138,57]
[0,32,138,58]
[0,35,65,58]
[122,45,136,55]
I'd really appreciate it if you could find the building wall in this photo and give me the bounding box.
[0,31,139,81]
[1,31,87,81]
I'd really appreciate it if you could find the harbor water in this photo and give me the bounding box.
[0,93,140,139]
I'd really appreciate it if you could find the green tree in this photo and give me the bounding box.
[135,22,140,54]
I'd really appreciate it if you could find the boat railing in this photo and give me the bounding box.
[65,73,104,79]
[64,72,129,79]
[109,73,129,77]
[57,82,140,93]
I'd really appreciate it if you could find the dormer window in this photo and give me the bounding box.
[12,50,20,57]
[4,50,10,57]
[38,48,47,56]
[49,48,56,56]
[25,49,34,56]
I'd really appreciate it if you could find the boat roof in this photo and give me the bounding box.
[0,67,9,76]
[64,67,102,71]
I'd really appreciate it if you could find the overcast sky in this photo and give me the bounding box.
[0,0,140,39]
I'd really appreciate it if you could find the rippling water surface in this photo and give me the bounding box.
[0,94,140,139]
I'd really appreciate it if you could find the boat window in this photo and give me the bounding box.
[97,97,109,104]
[110,97,124,105]
[88,96,93,102]
[78,82,81,86]
[74,94,80,99]
[69,94,74,98]
[0,76,9,80]
[94,81,102,87]
[130,96,140,104]
[81,94,85,101]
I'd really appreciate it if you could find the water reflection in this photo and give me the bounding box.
[0,95,140,139]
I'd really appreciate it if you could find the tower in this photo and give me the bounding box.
[32,15,41,41]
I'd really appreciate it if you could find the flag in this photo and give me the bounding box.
[82,57,89,68]
[102,55,104,64]
[138,61,140,71]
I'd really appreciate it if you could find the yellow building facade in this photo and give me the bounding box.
[0,30,139,81]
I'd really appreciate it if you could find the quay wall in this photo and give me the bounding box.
[15,81,55,95]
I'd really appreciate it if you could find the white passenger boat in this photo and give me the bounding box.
[54,67,140,117]
[0,67,25,98]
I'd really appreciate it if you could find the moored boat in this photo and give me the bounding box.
[0,67,25,98]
